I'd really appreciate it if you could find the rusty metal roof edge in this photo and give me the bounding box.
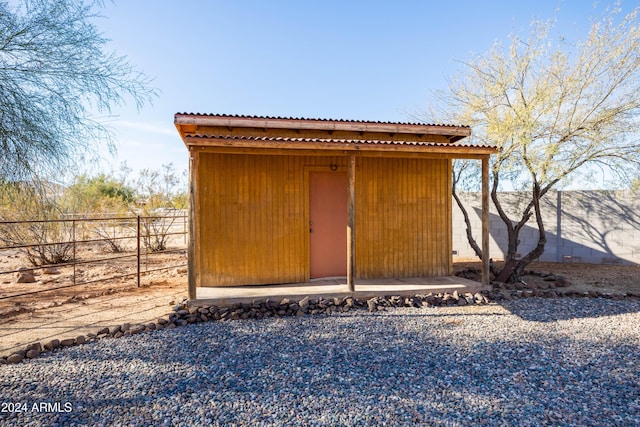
[184,134,496,149]
[174,112,470,130]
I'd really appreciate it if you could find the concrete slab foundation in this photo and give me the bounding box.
[193,276,488,306]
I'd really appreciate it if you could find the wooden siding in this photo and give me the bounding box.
[196,152,347,286]
[195,152,452,286]
[355,157,452,278]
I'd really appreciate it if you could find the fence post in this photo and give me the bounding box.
[137,215,141,288]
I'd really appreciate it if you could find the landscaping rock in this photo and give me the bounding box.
[44,339,60,351]
[129,325,145,335]
[42,267,60,275]
[27,342,42,353]
[16,272,36,283]
[7,353,24,364]
[299,296,310,309]
[26,349,40,359]
[97,327,110,336]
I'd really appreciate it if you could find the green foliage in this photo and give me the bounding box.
[171,193,188,210]
[133,163,184,210]
[0,181,74,266]
[0,164,187,259]
[131,163,186,252]
[0,0,157,181]
[436,5,640,281]
[64,173,135,215]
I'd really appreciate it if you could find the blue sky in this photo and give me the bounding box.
[91,0,638,183]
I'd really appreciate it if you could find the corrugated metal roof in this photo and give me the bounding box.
[175,112,468,129]
[185,134,494,149]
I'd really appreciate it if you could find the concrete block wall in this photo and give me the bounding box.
[451,190,640,265]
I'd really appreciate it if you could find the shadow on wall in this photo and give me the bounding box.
[559,190,640,265]
[454,190,640,266]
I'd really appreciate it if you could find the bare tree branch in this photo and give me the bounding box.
[435,5,640,282]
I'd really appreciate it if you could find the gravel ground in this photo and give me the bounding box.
[1,297,639,426]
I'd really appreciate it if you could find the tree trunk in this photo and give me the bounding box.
[513,183,547,279]
[452,188,483,259]
[452,164,550,284]
[452,182,500,277]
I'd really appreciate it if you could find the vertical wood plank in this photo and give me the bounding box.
[446,158,453,275]
[187,148,198,300]
[240,155,247,281]
[429,159,436,275]
[407,159,413,276]
[270,155,278,283]
[437,159,444,274]
[481,155,490,286]
[389,159,395,276]
[347,154,356,291]
[302,157,310,280]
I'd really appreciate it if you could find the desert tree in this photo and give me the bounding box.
[63,173,135,214]
[0,0,157,181]
[0,180,75,265]
[436,5,640,282]
[63,173,136,252]
[131,163,187,252]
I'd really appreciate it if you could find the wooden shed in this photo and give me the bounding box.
[174,113,497,300]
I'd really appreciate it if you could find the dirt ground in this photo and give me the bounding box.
[2,250,638,318]
[0,241,187,317]
[454,260,640,295]
[1,249,639,357]
[0,242,188,356]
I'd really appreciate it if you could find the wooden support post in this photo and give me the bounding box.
[187,149,197,300]
[347,154,356,292]
[481,155,490,287]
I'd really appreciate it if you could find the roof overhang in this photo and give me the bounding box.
[184,134,497,158]
[175,113,472,142]
[174,113,497,157]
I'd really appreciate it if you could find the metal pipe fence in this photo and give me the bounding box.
[0,214,188,305]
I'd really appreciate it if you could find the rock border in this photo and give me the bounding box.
[2,288,638,365]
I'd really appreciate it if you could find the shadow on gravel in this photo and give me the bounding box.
[499,297,640,322]
[13,313,639,426]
